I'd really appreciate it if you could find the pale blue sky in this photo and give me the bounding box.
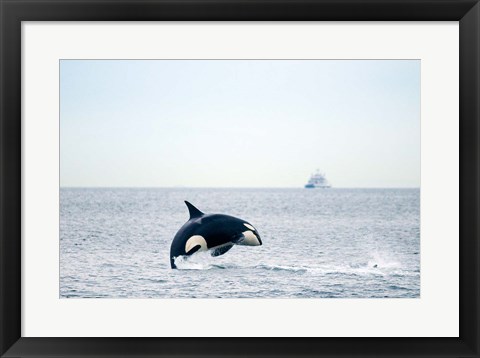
[60,60,420,188]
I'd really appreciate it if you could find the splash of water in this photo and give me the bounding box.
[367,250,402,269]
[173,251,226,270]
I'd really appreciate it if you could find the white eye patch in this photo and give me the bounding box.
[185,235,208,254]
[243,223,256,231]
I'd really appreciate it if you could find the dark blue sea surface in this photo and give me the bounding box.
[60,188,420,298]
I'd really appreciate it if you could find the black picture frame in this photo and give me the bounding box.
[1,0,478,357]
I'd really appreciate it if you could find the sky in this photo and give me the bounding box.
[60,60,420,188]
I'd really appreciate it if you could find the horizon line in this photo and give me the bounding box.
[59,186,420,189]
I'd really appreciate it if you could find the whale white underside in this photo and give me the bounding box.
[184,230,260,257]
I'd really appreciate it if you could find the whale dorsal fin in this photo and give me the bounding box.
[184,201,204,219]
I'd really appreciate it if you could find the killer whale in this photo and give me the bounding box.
[169,201,262,269]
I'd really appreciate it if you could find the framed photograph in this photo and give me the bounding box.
[1,0,478,357]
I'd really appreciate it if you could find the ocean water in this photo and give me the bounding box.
[60,188,420,298]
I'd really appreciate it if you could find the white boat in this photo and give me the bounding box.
[304,170,331,188]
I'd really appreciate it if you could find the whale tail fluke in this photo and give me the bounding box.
[185,201,204,219]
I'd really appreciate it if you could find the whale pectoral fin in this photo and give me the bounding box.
[185,235,208,255]
[211,243,234,257]
[186,244,202,255]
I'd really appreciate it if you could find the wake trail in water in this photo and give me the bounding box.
[172,249,415,277]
